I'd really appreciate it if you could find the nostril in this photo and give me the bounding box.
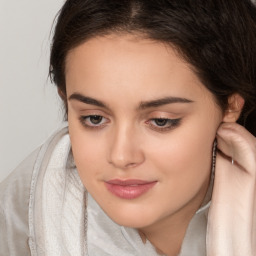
[108,150,144,169]
[124,162,138,168]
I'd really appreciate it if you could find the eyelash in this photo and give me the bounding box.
[146,118,181,132]
[79,115,109,129]
[79,115,181,132]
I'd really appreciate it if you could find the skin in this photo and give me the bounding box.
[207,122,256,256]
[64,34,253,255]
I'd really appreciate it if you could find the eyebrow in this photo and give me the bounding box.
[139,97,193,109]
[69,93,109,109]
[69,93,193,110]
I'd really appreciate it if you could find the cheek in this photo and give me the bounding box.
[147,122,215,166]
[68,121,106,185]
[145,121,216,189]
[73,140,104,170]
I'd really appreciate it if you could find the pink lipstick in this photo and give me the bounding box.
[105,179,157,199]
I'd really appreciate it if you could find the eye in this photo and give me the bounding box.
[147,118,181,132]
[79,115,108,128]
[88,115,103,125]
[154,118,169,127]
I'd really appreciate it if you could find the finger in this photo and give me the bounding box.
[216,122,256,173]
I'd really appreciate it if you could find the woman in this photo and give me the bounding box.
[1,0,256,255]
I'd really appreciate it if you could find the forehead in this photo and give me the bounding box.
[66,34,187,76]
[65,34,212,103]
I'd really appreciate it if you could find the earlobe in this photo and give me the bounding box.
[222,94,245,123]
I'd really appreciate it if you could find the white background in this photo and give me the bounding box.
[0,0,64,182]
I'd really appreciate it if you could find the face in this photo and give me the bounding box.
[66,34,223,229]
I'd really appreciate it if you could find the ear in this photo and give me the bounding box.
[222,93,245,123]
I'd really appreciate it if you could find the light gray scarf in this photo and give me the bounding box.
[28,126,210,256]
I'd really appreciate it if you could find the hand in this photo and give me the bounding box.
[207,122,256,256]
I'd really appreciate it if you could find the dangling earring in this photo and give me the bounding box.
[211,139,217,179]
[196,139,217,214]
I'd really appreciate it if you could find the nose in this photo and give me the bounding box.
[107,125,145,169]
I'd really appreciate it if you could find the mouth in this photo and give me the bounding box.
[105,179,157,199]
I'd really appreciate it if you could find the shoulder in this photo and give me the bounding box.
[0,124,71,255]
[0,147,41,255]
[0,147,41,199]
[0,123,69,206]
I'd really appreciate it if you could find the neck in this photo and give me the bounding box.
[139,207,195,255]
[138,180,210,256]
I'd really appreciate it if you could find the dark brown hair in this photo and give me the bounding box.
[50,0,256,135]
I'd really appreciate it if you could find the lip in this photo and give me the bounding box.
[105,179,157,199]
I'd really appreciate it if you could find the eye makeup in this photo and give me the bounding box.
[78,114,182,133]
[79,115,109,129]
[146,118,182,132]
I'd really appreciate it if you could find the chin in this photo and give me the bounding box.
[102,205,161,229]
[112,216,153,229]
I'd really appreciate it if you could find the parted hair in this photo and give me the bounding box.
[50,0,256,135]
